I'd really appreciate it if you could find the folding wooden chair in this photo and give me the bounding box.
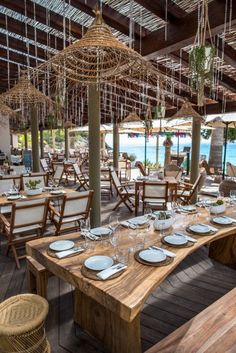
[142,181,169,213]
[110,170,135,212]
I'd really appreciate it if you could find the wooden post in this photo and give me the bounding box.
[31,106,40,172]
[190,118,201,203]
[88,84,101,227]
[39,128,44,159]
[64,128,69,160]
[156,134,159,165]
[24,131,28,150]
[113,118,119,171]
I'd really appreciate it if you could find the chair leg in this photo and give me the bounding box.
[11,245,20,269]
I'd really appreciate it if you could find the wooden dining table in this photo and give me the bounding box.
[26,208,236,353]
[134,176,178,216]
[0,188,75,207]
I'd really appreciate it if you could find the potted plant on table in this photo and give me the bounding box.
[25,180,43,196]
[153,211,174,230]
[209,199,225,215]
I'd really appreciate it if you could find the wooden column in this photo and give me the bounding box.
[113,119,119,171]
[39,128,44,159]
[31,106,40,172]
[190,118,201,203]
[156,134,159,165]
[88,84,101,227]
[64,128,69,160]
[24,131,28,149]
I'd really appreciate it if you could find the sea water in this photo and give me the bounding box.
[106,134,236,167]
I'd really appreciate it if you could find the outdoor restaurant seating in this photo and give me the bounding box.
[49,190,93,235]
[142,181,169,212]
[0,198,49,268]
[73,163,89,191]
[110,169,135,211]
[164,164,182,181]
[22,173,48,190]
[177,173,203,204]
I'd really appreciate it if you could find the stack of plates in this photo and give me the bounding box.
[138,249,166,263]
[212,216,234,225]
[49,240,75,251]
[163,235,188,246]
[84,256,113,271]
[188,224,212,234]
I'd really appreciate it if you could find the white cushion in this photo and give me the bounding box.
[143,198,166,204]
[54,215,83,224]
[0,206,12,214]
[12,224,42,234]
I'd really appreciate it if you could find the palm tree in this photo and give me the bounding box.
[208,127,224,169]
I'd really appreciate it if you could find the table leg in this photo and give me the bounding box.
[74,289,141,353]
[135,183,139,217]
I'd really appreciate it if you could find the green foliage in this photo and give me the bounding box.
[25,179,41,189]
[190,46,215,85]
[201,129,212,139]
[226,128,236,142]
[144,159,161,168]
[155,211,171,220]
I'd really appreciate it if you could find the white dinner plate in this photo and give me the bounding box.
[181,205,197,212]
[7,195,21,200]
[128,217,147,226]
[139,249,166,263]
[90,227,111,237]
[164,235,188,246]
[189,224,211,234]
[212,216,233,225]
[50,190,64,195]
[8,190,19,195]
[49,240,75,252]
[84,255,113,271]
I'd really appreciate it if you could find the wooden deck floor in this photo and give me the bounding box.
[0,197,236,353]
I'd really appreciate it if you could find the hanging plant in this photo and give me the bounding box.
[189,0,215,107]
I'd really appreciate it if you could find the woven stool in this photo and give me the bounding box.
[0,294,51,353]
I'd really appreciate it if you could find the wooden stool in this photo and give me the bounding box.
[0,294,51,353]
[27,256,51,299]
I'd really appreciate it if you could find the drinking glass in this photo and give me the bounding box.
[116,248,131,265]
[144,208,153,222]
[230,190,236,212]
[80,218,94,251]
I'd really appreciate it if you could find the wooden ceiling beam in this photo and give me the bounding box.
[67,0,147,38]
[213,36,236,69]
[0,0,82,40]
[0,13,64,52]
[134,0,187,22]
[140,0,236,58]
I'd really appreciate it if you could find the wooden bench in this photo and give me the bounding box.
[145,288,236,353]
[26,256,51,299]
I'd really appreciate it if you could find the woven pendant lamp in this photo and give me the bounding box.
[0,101,16,116]
[2,76,52,106]
[122,111,142,123]
[170,101,202,120]
[40,8,160,85]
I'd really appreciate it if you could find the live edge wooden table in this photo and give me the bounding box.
[134,176,178,216]
[26,210,236,353]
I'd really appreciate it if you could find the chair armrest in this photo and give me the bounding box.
[0,214,10,228]
[49,204,60,217]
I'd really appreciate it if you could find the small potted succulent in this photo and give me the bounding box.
[209,199,225,215]
[153,211,174,230]
[25,179,43,196]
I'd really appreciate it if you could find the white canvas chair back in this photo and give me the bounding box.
[63,191,91,217]
[68,157,77,163]
[40,159,49,172]
[111,170,121,189]
[144,182,168,199]
[11,166,25,175]
[23,175,46,191]
[164,164,181,178]
[54,166,64,182]
[11,155,21,164]
[0,179,15,193]
[73,163,82,176]
[12,198,47,227]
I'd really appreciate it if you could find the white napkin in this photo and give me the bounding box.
[198,223,218,232]
[96,264,127,280]
[120,221,136,229]
[151,246,176,258]
[174,232,197,243]
[55,247,84,259]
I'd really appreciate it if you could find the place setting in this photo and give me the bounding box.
[186,223,218,236]
[161,232,197,248]
[134,246,176,267]
[81,255,127,281]
[47,239,85,259]
[210,215,236,226]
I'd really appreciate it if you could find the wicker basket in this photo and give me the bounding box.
[0,294,50,353]
[219,179,236,197]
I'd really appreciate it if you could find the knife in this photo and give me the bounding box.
[150,246,176,258]
[174,232,197,243]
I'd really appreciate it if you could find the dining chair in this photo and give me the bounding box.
[177,173,204,204]
[10,165,26,175]
[22,173,48,191]
[73,163,89,191]
[101,168,113,198]
[53,165,65,185]
[0,198,49,268]
[40,158,53,174]
[0,178,18,215]
[49,190,94,235]
[110,170,135,212]
[118,159,131,181]
[142,181,169,213]
[164,164,182,179]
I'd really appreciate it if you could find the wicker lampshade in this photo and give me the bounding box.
[0,101,16,116]
[170,101,202,120]
[2,76,52,106]
[122,111,142,123]
[40,8,159,85]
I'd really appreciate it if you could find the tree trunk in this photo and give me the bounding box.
[208,127,224,169]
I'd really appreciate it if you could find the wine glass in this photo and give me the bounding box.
[80,218,93,250]
[144,207,152,222]
[230,190,236,212]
